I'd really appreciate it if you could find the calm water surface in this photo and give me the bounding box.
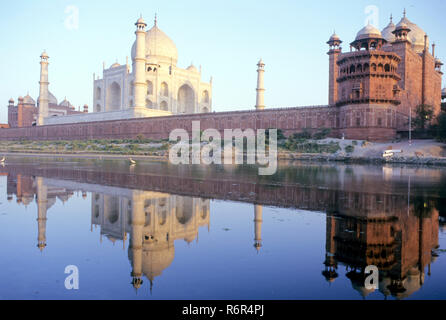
[0,157,446,300]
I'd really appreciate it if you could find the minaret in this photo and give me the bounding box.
[254,205,263,252]
[130,195,144,291]
[255,59,265,110]
[36,177,48,252]
[37,51,49,126]
[133,16,147,115]
[327,32,342,106]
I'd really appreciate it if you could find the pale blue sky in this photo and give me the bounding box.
[0,0,445,123]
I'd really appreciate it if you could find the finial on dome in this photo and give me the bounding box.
[154,13,157,26]
[390,14,393,23]
[403,8,406,18]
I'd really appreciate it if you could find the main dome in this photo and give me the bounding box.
[131,21,179,66]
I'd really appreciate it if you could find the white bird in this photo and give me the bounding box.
[0,157,5,163]
[129,158,136,165]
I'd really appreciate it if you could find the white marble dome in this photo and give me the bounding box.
[355,23,382,41]
[23,94,36,105]
[381,20,396,43]
[37,91,58,106]
[131,21,178,66]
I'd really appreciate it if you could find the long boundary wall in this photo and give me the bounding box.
[0,105,404,141]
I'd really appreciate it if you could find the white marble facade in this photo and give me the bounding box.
[93,16,212,116]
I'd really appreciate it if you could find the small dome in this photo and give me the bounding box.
[41,51,49,59]
[110,62,120,68]
[59,98,72,108]
[329,33,340,42]
[136,16,146,25]
[8,98,14,103]
[23,94,36,105]
[355,23,382,41]
[187,64,198,72]
[18,96,24,101]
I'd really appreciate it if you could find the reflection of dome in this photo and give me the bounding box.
[355,23,382,41]
[142,246,175,280]
[131,19,178,66]
[21,195,34,206]
[128,242,175,282]
[346,270,376,298]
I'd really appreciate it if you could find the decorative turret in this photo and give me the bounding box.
[327,32,342,105]
[8,98,14,107]
[255,59,265,110]
[83,104,89,113]
[392,20,411,42]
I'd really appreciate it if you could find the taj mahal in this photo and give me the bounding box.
[39,15,213,126]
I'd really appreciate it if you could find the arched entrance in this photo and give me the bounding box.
[178,84,195,113]
[107,82,121,111]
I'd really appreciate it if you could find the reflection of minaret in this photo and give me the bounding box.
[254,205,263,252]
[36,178,48,252]
[130,195,144,291]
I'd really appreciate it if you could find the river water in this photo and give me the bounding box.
[0,157,445,299]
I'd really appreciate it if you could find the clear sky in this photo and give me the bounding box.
[0,0,445,123]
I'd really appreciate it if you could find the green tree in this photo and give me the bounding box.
[412,104,434,130]
[436,112,446,141]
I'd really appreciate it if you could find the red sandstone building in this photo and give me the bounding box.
[328,13,443,140]
[7,93,87,128]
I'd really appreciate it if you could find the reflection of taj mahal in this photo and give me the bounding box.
[91,191,210,290]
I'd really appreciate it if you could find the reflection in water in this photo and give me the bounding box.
[92,191,210,292]
[2,159,446,299]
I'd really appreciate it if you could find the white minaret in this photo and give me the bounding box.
[37,51,50,125]
[133,16,147,114]
[255,59,265,110]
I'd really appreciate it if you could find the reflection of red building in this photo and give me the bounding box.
[323,193,439,299]
[7,94,87,128]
